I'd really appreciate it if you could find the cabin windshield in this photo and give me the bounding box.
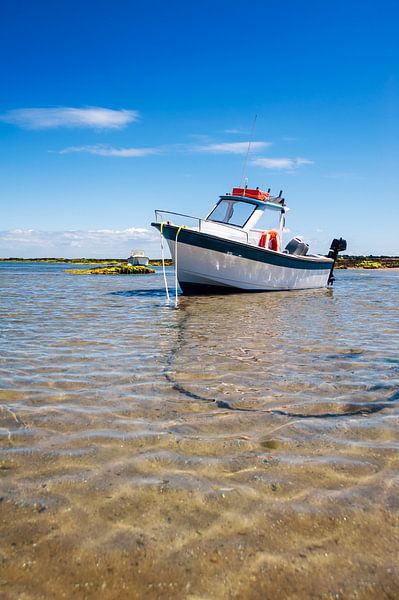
[207,199,256,228]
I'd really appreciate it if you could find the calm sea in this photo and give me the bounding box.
[1,262,398,599]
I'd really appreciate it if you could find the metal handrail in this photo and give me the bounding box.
[154,209,249,243]
[154,209,203,223]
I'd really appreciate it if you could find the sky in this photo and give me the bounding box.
[1,0,398,258]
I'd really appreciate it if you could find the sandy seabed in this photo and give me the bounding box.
[1,265,399,599]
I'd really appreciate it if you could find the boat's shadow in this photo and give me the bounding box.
[110,288,169,298]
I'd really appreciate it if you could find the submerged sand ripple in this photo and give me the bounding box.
[1,265,399,599]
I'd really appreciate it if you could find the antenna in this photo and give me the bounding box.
[239,114,257,188]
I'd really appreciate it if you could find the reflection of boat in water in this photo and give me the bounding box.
[152,186,346,294]
[127,249,149,267]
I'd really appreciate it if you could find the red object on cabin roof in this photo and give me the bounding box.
[232,187,269,201]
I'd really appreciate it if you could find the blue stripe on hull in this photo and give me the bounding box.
[152,223,331,271]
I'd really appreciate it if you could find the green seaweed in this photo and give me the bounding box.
[149,259,173,266]
[335,256,399,269]
[67,264,155,275]
[356,260,383,269]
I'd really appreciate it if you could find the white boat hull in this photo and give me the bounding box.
[152,224,333,293]
[168,240,330,292]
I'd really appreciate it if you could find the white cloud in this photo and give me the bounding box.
[194,141,271,154]
[0,228,159,258]
[59,145,160,157]
[224,129,247,134]
[252,157,313,170]
[0,107,138,130]
[1,228,156,245]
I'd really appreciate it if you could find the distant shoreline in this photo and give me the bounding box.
[0,257,173,266]
[0,257,398,269]
[335,256,399,269]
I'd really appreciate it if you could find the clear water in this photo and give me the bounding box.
[1,262,399,599]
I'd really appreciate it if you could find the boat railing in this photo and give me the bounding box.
[154,210,203,229]
[154,210,250,243]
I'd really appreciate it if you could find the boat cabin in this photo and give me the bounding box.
[201,187,287,252]
[127,248,150,266]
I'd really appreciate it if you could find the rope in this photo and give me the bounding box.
[174,226,185,308]
[160,222,170,303]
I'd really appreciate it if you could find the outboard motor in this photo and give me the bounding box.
[327,237,347,285]
[284,236,309,256]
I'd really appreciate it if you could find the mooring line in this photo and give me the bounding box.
[160,222,170,304]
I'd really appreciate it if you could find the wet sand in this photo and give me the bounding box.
[1,264,399,599]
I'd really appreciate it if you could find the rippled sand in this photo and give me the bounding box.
[1,264,399,599]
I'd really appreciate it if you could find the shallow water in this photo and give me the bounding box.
[1,263,398,599]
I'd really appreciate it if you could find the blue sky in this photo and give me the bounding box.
[1,0,398,257]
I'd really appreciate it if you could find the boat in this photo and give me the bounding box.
[151,186,346,294]
[127,249,150,267]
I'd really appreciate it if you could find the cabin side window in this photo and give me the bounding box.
[207,200,256,228]
[252,209,281,232]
